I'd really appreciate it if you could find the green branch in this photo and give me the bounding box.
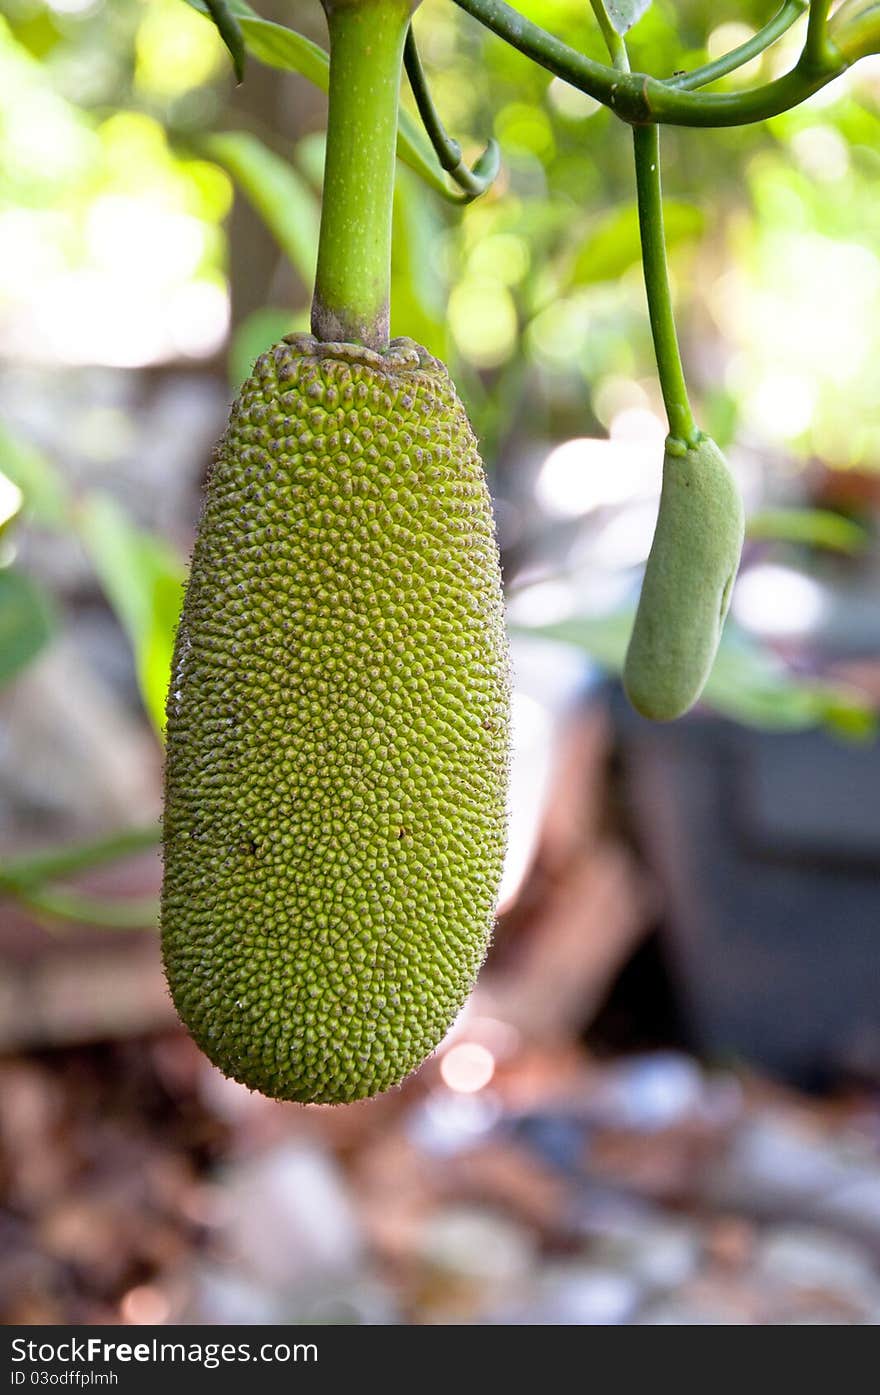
[669,0,808,90]
[642,56,841,124]
[632,123,699,447]
[452,0,848,125]
[453,0,627,110]
[403,26,501,200]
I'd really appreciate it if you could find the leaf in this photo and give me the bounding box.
[204,0,246,82]
[828,0,880,61]
[76,493,185,738]
[10,884,160,930]
[0,568,56,687]
[296,131,327,189]
[512,607,876,736]
[238,15,328,88]
[202,130,319,285]
[184,0,256,16]
[0,422,68,528]
[568,199,705,288]
[605,0,652,36]
[228,306,300,388]
[746,508,869,555]
[391,168,449,357]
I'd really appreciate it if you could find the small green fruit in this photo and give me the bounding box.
[624,433,744,722]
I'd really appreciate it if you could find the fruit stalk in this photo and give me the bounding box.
[631,121,698,450]
[311,0,416,350]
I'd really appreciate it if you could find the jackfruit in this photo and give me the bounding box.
[623,434,744,721]
[162,334,510,1103]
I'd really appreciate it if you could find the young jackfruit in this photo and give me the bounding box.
[162,334,510,1104]
[623,434,744,721]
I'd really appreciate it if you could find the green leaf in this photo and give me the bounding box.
[513,607,876,736]
[568,199,705,288]
[746,508,869,555]
[606,0,652,36]
[0,568,56,687]
[205,0,246,82]
[295,131,328,189]
[228,306,300,388]
[391,168,449,358]
[829,0,880,61]
[0,422,68,528]
[76,493,185,738]
[202,130,319,285]
[183,0,257,22]
[238,15,328,87]
[10,884,159,930]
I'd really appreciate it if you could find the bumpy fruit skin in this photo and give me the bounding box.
[623,434,744,722]
[162,334,510,1104]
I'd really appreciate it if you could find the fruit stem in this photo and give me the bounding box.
[311,0,416,350]
[632,121,700,448]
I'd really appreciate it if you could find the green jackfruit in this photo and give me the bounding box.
[623,434,744,722]
[162,334,510,1104]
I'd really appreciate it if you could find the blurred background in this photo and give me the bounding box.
[3,0,880,1326]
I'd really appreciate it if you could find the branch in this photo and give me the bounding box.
[669,0,808,90]
[452,0,849,126]
[641,55,844,125]
[403,26,501,201]
[452,0,630,112]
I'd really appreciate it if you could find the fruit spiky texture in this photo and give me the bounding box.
[623,433,744,722]
[162,334,510,1104]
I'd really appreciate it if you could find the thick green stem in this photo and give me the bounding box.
[643,53,840,124]
[311,0,414,349]
[632,123,699,447]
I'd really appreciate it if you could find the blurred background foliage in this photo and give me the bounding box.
[1,0,879,796]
